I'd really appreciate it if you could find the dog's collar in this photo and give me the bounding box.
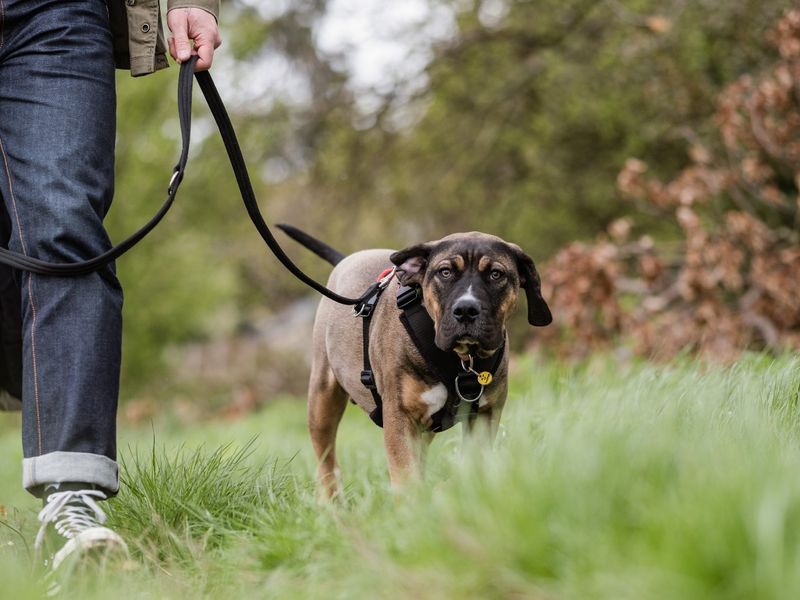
[356,278,505,433]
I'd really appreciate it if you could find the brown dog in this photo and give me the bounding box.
[279,226,551,496]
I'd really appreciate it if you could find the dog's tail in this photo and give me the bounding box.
[276,224,345,266]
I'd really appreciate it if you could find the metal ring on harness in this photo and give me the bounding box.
[454,373,484,403]
[352,303,372,317]
[460,355,476,373]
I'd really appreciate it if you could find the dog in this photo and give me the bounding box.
[279,225,551,496]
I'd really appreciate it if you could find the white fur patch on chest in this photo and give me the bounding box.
[420,383,449,420]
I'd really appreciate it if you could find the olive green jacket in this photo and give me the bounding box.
[108,0,220,76]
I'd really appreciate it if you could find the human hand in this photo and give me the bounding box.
[167,7,222,71]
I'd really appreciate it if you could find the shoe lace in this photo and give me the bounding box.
[35,489,109,550]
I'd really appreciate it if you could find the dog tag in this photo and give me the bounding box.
[477,372,493,385]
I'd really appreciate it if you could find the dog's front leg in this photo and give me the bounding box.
[465,391,507,447]
[465,407,502,444]
[308,360,349,500]
[382,404,427,490]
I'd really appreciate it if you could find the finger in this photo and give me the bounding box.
[195,39,214,71]
[167,12,192,63]
[189,22,222,71]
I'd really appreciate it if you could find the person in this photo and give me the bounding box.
[0,0,221,569]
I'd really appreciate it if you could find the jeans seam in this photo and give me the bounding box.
[27,275,42,454]
[0,137,43,455]
[0,0,5,52]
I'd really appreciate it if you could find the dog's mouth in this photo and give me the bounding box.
[435,317,504,359]
[451,336,499,360]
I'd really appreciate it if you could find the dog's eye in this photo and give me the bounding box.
[438,267,453,279]
[490,269,505,281]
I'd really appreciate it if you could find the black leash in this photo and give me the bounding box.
[0,58,369,306]
[0,57,193,276]
[193,66,365,306]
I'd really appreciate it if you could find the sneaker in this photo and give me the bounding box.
[35,487,128,571]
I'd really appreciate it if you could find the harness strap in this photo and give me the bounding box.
[357,284,385,427]
[397,289,451,384]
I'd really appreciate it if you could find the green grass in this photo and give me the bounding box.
[1,354,800,598]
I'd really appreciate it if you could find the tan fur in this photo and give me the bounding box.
[420,287,443,330]
[306,234,525,498]
[497,288,518,324]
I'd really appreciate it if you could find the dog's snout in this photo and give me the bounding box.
[453,297,481,323]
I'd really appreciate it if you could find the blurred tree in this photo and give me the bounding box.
[105,0,794,397]
[307,0,793,255]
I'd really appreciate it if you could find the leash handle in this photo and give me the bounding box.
[0,58,197,276]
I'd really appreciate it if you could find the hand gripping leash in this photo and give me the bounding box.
[0,57,368,306]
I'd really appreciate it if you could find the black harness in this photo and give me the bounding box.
[355,270,505,433]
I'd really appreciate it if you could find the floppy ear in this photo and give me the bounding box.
[511,245,552,327]
[390,243,434,286]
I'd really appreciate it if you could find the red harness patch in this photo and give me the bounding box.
[376,267,394,282]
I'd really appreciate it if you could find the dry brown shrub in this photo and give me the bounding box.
[537,8,800,362]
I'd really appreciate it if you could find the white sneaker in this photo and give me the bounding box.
[35,488,128,571]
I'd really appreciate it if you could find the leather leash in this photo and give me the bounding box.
[0,58,370,307]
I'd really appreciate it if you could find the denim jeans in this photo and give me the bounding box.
[0,0,122,496]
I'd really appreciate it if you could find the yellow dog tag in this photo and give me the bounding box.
[477,372,493,386]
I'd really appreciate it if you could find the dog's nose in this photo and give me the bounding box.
[453,298,481,323]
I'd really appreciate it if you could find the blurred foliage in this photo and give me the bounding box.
[309,0,792,252]
[110,69,242,388]
[107,0,793,394]
[540,8,800,361]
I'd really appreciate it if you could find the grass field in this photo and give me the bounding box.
[1,353,800,599]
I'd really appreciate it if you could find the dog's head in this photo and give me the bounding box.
[390,232,551,358]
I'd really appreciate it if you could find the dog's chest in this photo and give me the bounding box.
[419,383,448,419]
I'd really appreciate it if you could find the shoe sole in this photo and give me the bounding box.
[51,527,129,571]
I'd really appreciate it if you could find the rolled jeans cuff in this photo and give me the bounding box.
[23,451,119,498]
